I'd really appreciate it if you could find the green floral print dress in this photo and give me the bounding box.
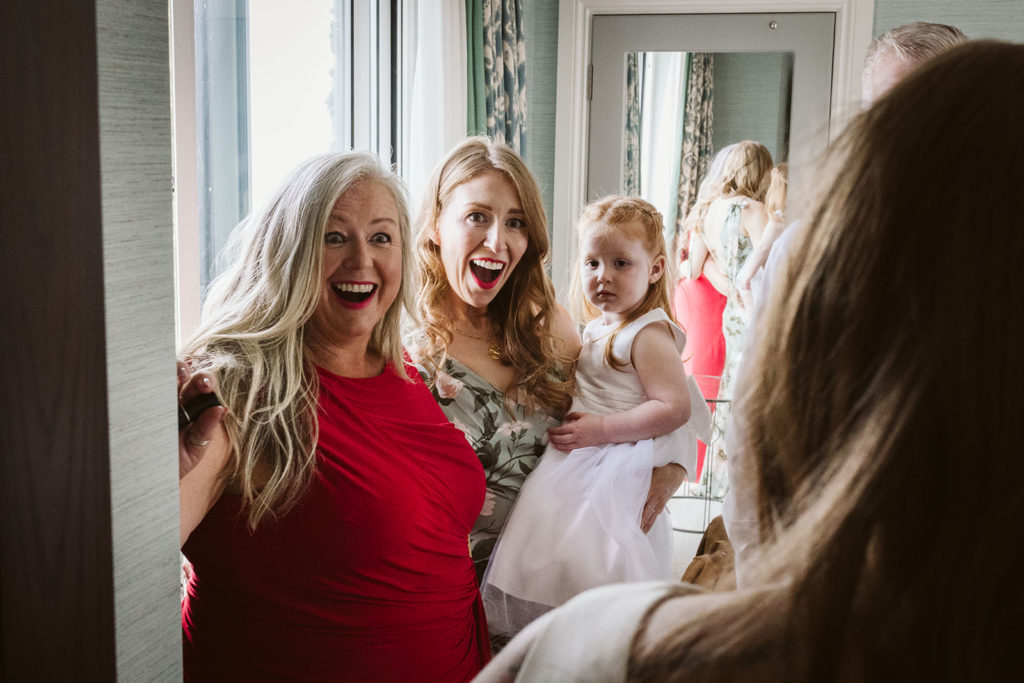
[417,357,558,583]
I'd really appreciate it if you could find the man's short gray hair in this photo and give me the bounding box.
[863,21,968,78]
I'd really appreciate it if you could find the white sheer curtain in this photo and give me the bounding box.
[405,0,468,206]
[638,52,686,239]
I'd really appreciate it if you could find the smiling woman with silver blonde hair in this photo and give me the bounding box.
[183,151,414,528]
[177,150,491,681]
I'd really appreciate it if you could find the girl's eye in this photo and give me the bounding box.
[584,259,598,269]
[467,211,487,224]
[507,217,525,230]
[614,259,630,268]
[325,231,345,246]
[370,232,392,244]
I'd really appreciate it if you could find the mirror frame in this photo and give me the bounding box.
[550,0,874,300]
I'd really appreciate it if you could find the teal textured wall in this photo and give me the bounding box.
[524,0,560,237]
[872,0,1024,39]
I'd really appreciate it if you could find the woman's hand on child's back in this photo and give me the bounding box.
[548,412,607,452]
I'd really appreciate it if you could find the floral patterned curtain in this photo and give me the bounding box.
[623,52,643,196]
[466,0,486,135]
[673,53,714,245]
[469,0,527,154]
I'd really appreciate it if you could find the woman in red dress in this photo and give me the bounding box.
[178,152,489,681]
[673,153,732,481]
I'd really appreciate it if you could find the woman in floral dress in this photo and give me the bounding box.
[683,141,772,496]
[408,137,579,585]
[409,138,689,609]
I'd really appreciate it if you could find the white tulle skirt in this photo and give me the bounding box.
[479,437,675,638]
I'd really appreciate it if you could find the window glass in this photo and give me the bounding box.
[192,0,390,297]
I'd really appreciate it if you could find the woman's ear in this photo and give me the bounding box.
[429,221,440,246]
[649,254,666,283]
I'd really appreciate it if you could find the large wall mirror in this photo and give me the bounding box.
[608,48,795,239]
[552,1,872,531]
[551,0,874,299]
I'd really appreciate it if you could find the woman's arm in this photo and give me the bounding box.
[550,301,583,359]
[547,322,691,451]
[736,213,786,294]
[687,230,710,281]
[178,365,231,547]
[692,226,731,294]
[742,200,770,247]
[701,256,731,295]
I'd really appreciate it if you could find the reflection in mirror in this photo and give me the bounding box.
[623,51,793,245]
[621,51,794,501]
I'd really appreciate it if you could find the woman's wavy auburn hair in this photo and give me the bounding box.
[571,196,675,369]
[629,41,1024,683]
[412,136,573,416]
[181,151,414,529]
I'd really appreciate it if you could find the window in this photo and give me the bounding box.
[172,0,397,339]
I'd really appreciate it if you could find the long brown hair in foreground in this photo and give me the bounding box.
[413,136,574,416]
[629,40,1024,682]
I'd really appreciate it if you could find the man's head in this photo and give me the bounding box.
[861,22,968,106]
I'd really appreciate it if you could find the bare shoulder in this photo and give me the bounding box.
[740,198,768,221]
[632,319,679,357]
[631,320,687,391]
[550,302,583,356]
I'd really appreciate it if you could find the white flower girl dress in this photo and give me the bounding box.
[480,308,712,637]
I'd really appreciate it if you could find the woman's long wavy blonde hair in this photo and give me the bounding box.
[630,41,1024,682]
[412,136,573,416]
[181,151,414,529]
[682,140,773,237]
[571,196,675,370]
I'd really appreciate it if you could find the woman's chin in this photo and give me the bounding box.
[456,280,504,309]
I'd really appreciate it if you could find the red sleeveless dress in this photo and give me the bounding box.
[673,275,727,480]
[182,364,489,682]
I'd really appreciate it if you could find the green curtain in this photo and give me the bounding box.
[466,0,487,135]
[471,0,526,154]
[623,52,643,196]
[673,53,714,245]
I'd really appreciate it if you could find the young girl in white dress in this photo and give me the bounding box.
[480,196,711,638]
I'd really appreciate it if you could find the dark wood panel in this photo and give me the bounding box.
[0,1,117,679]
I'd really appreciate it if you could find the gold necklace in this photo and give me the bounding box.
[456,326,503,361]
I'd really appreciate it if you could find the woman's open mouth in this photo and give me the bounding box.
[331,282,377,309]
[469,258,505,290]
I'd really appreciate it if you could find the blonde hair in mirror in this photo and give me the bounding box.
[630,41,1024,682]
[571,196,675,370]
[683,140,773,238]
[412,136,574,416]
[181,151,414,529]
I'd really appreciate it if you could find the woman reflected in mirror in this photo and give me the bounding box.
[680,140,773,495]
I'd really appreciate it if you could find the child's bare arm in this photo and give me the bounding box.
[547,323,691,451]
